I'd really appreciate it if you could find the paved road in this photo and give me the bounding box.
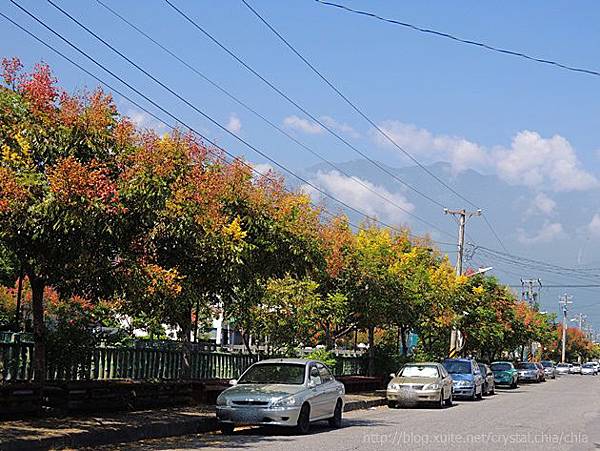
[102,375,600,451]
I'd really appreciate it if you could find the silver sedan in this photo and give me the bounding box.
[216,358,345,434]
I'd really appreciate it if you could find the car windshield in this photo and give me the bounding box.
[399,365,439,378]
[238,363,305,385]
[541,361,553,368]
[443,360,471,374]
[517,363,537,370]
[491,363,512,371]
[557,363,569,367]
[583,364,594,368]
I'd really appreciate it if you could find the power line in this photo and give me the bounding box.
[241,0,509,254]
[7,1,453,247]
[162,0,449,210]
[91,0,454,240]
[314,0,600,79]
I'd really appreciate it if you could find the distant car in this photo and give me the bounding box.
[490,361,518,388]
[556,363,571,375]
[540,360,556,379]
[581,363,598,375]
[386,362,453,408]
[534,362,546,382]
[570,363,582,374]
[215,358,345,434]
[478,363,495,395]
[584,361,599,373]
[517,362,541,383]
[443,358,484,400]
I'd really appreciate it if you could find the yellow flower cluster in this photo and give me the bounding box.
[223,217,247,241]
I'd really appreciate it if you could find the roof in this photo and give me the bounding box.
[254,358,313,365]
[403,362,440,366]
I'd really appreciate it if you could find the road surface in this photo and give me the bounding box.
[99,375,600,451]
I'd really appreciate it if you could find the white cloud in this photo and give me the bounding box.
[371,120,489,174]
[320,115,360,138]
[226,114,241,134]
[300,170,414,222]
[252,162,275,176]
[493,131,598,192]
[283,115,323,135]
[126,109,166,132]
[517,222,565,244]
[587,213,600,237]
[372,121,598,192]
[527,192,557,216]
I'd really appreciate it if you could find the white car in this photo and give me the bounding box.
[216,358,345,434]
[581,363,598,375]
[555,363,571,375]
[570,364,582,374]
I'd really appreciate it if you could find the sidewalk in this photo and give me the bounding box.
[0,392,386,451]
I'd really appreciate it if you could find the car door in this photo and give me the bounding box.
[439,365,451,399]
[307,363,325,419]
[316,363,339,417]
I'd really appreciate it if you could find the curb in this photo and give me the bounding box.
[2,397,386,450]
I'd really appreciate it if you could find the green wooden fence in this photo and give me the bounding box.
[0,342,365,383]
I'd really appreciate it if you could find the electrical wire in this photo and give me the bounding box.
[5,2,454,247]
[314,0,600,79]
[91,0,454,240]
[162,0,449,210]
[240,0,509,253]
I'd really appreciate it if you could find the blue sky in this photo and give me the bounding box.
[2,1,600,331]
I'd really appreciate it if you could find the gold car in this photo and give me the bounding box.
[387,362,453,408]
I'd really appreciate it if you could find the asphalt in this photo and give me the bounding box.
[93,374,600,451]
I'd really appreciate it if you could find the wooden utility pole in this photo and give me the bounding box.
[559,294,572,363]
[444,208,481,358]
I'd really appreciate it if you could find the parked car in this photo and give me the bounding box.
[490,361,518,388]
[540,360,556,379]
[581,363,598,375]
[534,362,546,382]
[443,358,483,400]
[584,361,599,373]
[556,363,571,375]
[478,363,495,395]
[216,358,345,434]
[570,363,582,374]
[387,362,453,408]
[516,362,542,383]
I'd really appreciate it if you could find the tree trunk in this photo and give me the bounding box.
[180,305,192,379]
[30,274,45,385]
[241,330,253,356]
[367,325,375,377]
[400,325,408,357]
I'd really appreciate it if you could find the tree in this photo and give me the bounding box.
[0,60,127,382]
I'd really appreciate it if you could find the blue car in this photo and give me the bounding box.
[442,358,484,400]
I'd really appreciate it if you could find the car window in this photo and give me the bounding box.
[443,360,471,374]
[317,363,333,383]
[491,362,512,371]
[399,365,439,378]
[309,364,322,386]
[517,363,537,370]
[238,363,306,385]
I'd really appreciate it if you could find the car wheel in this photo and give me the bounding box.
[328,399,343,428]
[436,392,445,409]
[219,422,235,435]
[445,391,453,407]
[483,382,488,396]
[490,384,495,395]
[295,403,311,435]
[511,379,518,389]
[387,400,397,408]
[470,388,477,401]
[477,385,483,400]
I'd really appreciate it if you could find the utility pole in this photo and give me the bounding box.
[444,208,481,358]
[520,279,542,306]
[559,294,573,363]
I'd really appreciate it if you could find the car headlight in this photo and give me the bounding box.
[455,380,472,387]
[388,383,400,390]
[216,396,229,406]
[423,383,441,390]
[272,396,297,407]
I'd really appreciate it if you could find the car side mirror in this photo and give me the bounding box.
[389,373,395,379]
[229,379,238,386]
[308,380,316,389]
[310,368,320,378]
